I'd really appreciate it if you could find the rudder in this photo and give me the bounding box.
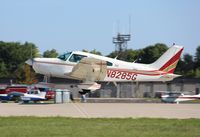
[150,45,184,73]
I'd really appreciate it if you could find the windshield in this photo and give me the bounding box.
[57,52,72,61]
[164,92,181,97]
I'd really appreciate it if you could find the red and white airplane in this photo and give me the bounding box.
[161,92,200,104]
[26,45,183,93]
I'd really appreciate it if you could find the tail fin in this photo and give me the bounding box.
[150,45,184,73]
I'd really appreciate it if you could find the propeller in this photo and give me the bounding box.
[25,58,34,66]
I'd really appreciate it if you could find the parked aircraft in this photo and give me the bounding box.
[26,45,184,94]
[0,85,54,102]
[0,85,29,102]
[161,92,200,104]
[21,89,46,103]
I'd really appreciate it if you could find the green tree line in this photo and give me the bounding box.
[0,41,200,83]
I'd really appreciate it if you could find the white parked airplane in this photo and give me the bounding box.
[161,92,200,104]
[21,89,46,103]
[26,45,183,93]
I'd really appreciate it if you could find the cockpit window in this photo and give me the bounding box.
[168,93,181,97]
[69,54,86,63]
[58,52,72,61]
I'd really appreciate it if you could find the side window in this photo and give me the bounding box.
[58,52,72,61]
[106,61,113,66]
[69,54,86,63]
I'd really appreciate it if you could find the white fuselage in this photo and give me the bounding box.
[21,90,46,101]
[28,51,176,82]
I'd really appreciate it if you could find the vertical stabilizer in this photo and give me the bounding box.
[150,45,184,73]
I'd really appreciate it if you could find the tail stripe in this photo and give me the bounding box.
[162,60,179,73]
[159,48,183,73]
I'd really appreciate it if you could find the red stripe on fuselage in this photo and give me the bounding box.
[178,96,200,99]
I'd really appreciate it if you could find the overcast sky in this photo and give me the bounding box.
[1,0,200,55]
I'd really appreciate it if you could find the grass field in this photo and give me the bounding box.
[0,117,200,137]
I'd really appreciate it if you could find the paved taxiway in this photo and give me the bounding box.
[0,103,200,118]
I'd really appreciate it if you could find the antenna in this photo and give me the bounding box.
[112,17,131,53]
[129,14,131,35]
[117,20,120,33]
[113,33,131,52]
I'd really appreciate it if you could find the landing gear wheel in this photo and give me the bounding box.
[79,89,90,95]
[79,89,90,103]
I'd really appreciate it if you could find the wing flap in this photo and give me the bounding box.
[68,57,107,81]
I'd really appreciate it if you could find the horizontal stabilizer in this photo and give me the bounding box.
[160,73,181,81]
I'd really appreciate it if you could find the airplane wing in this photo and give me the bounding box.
[67,57,107,82]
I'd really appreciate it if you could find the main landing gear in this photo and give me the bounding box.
[79,89,91,103]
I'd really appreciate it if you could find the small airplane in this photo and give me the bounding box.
[26,45,184,94]
[21,89,46,103]
[161,92,200,104]
[0,85,29,102]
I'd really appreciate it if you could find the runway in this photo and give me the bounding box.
[0,103,200,118]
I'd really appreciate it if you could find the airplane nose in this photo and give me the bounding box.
[25,59,33,66]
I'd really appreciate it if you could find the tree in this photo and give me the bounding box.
[0,41,40,82]
[175,58,185,75]
[90,49,102,55]
[43,49,58,58]
[107,49,140,62]
[195,46,200,68]
[20,64,38,84]
[182,53,195,77]
[137,43,168,64]
[107,43,168,63]
[193,46,200,78]
[0,61,8,78]
[82,49,102,55]
[194,68,200,78]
